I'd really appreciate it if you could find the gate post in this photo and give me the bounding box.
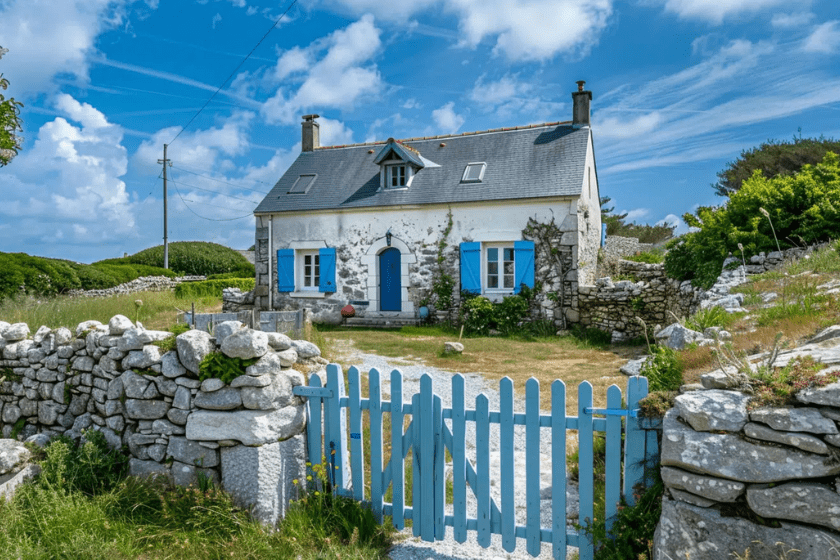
[623,376,651,507]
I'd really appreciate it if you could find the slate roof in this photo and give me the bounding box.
[254,121,592,214]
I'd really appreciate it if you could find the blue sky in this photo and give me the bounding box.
[1,0,839,263]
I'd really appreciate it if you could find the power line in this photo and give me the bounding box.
[168,177,261,204]
[170,164,271,193]
[169,173,256,221]
[168,0,299,146]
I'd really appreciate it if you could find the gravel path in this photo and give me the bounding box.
[332,341,580,560]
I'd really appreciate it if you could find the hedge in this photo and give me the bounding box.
[174,278,255,299]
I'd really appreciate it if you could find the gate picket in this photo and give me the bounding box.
[525,379,541,556]
[294,366,656,559]
[370,368,384,523]
[500,377,515,552]
[451,374,468,543]
[551,380,567,560]
[577,381,594,560]
[390,369,405,529]
[348,367,365,502]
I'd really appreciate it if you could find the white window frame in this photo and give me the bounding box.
[297,250,320,291]
[483,242,515,296]
[461,162,486,183]
[380,159,415,190]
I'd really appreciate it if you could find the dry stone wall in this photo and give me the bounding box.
[67,275,205,298]
[654,327,840,558]
[0,316,325,526]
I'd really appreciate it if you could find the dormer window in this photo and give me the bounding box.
[388,164,407,188]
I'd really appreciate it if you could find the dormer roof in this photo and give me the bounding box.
[373,138,425,168]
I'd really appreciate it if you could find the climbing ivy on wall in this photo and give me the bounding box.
[522,217,574,329]
[428,208,457,315]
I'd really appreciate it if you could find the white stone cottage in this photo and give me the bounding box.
[252,82,601,325]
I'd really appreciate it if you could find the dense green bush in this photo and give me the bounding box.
[174,277,255,299]
[641,345,684,392]
[460,292,532,336]
[665,152,840,288]
[461,295,496,335]
[0,252,176,299]
[108,241,255,277]
[37,430,129,496]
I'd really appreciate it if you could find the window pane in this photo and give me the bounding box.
[504,275,513,288]
[504,261,514,275]
[488,275,498,288]
[504,248,514,262]
[487,248,498,262]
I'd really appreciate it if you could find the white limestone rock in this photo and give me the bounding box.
[161,351,187,378]
[213,321,243,346]
[220,436,306,526]
[291,339,320,359]
[747,482,840,532]
[193,388,242,410]
[744,422,829,455]
[245,352,285,376]
[674,390,750,432]
[443,341,464,354]
[122,345,164,370]
[166,436,219,468]
[750,406,838,434]
[220,329,269,360]
[185,405,306,446]
[660,409,840,482]
[108,315,134,336]
[0,439,30,476]
[2,323,29,342]
[266,332,292,351]
[200,378,225,392]
[797,380,840,407]
[660,466,744,503]
[118,327,173,352]
[75,320,102,337]
[653,496,840,560]
[176,330,214,374]
[240,372,294,410]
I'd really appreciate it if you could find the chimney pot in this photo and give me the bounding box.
[572,81,592,129]
[301,114,320,152]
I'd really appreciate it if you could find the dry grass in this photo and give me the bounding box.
[320,326,631,415]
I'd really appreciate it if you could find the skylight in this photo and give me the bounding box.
[288,174,316,194]
[461,162,486,183]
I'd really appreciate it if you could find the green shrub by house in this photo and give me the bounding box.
[664,151,840,288]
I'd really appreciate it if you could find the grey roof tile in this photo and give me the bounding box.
[254,123,591,214]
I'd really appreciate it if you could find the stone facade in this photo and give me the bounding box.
[0,317,324,526]
[597,235,654,278]
[255,194,601,325]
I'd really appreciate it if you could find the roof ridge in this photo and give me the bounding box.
[316,120,573,151]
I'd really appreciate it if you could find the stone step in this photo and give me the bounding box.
[344,316,420,329]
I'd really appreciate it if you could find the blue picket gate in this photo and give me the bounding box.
[292,365,659,559]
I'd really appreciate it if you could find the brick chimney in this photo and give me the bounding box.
[572,81,592,129]
[301,114,320,152]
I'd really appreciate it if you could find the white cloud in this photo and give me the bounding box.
[623,208,650,222]
[431,102,465,134]
[594,37,840,176]
[319,117,355,146]
[402,98,421,110]
[132,112,254,174]
[648,0,790,25]
[470,74,561,121]
[0,94,136,254]
[771,12,815,29]
[262,15,383,124]
[228,0,246,7]
[0,0,132,97]
[596,112,662,140]
[329,0,613,61]
[803,21,840,54]
[657,214,689,235]
[212,13,222,29]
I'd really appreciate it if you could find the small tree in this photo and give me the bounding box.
[0,46,23,167]
[600,196,676,244]
[713,134,840,197]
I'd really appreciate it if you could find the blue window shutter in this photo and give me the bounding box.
[514,240,535,294]
[277,249,295,292]
[319,247,336,292]
[460,242,481,294]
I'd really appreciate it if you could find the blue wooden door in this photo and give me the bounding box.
[380,248,401,311]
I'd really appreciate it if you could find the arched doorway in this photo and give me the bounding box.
[379,247,402,311]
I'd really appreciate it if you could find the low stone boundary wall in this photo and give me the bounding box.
[67,275,205,298]
[0,316,326,525]
[654,363,840,557]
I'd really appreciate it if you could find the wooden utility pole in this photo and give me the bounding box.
[157,144,172,269]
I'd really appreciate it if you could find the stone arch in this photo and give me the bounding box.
[361,235,416,313]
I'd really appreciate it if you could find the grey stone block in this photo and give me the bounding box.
[220,435,306,526]
[167,436,219,468]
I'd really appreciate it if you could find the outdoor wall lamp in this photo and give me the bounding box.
[386,229,392,246]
